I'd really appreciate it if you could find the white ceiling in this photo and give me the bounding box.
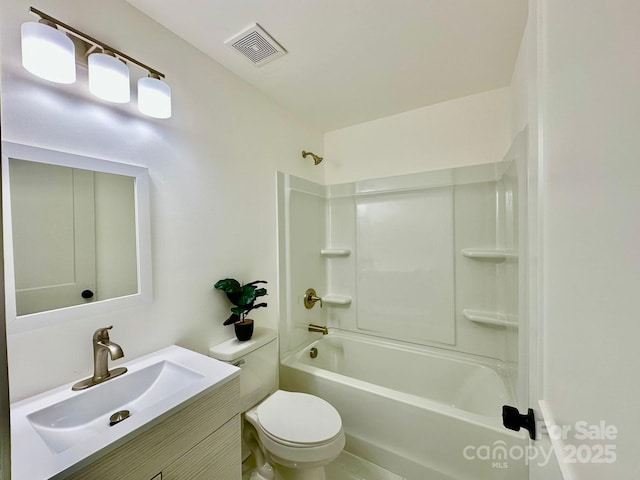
[126,0,527,132]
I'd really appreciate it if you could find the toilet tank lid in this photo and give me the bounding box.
[209,327,277,361]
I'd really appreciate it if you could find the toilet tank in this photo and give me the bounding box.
[209,327,278,412]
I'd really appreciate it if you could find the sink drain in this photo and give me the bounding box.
[109,409,130,427]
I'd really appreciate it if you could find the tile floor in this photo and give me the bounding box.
[242,451,405,480]
[325,451,406,480]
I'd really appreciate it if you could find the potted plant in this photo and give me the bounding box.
[214,278,267,341]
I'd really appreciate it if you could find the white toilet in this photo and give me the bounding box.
[209,327,345,480]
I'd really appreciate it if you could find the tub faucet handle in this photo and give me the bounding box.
[304,288,323,309]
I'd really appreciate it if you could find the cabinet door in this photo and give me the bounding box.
[163,416,241,480]
[65,379,240,480]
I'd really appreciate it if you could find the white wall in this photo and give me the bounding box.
[513,0,640,478]
[324,87,511,184]
[276,174,327,356]
[1,0,324,401]
[0,173,8,480]
[539,0,640,478]
[509,19,531,139]
[509,3,568,477]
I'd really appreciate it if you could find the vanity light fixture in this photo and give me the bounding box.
[88,50,130,104]
[21,20,76,84]
[137,73,171,119]
[20,7,171,118]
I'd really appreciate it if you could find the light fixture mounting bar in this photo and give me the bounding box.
[29,6,164,78]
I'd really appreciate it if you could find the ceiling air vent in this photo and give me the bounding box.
[225,23,287,67]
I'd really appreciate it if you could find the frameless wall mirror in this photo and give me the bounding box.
[1,142,152,333]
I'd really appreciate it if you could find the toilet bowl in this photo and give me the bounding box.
[209,328,345,480]
[246,390,345,472]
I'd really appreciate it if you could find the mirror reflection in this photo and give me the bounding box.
[8,159,138,316]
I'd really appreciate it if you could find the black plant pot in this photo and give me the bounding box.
[234,319,254,341]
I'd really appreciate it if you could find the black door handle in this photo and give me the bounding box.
[502,405,536,440]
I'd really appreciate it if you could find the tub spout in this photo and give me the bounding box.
[308,324,328,335]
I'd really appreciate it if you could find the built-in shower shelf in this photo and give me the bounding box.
[320,248,352,257]
[461,249,518,260]
[463,310,518,329]
[322,295,352,306]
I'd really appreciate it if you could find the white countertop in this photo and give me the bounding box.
[10,345,239,480]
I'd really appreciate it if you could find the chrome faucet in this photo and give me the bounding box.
[72,326,128,391]
[308,324,329,335]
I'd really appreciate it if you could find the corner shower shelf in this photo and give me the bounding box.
[322,295,352,306]
[461,249,519,261]
[320,248,352,257]
[463,310,518,329]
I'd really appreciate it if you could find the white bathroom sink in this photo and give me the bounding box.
[27,360,204,453]
[11,345,240,480]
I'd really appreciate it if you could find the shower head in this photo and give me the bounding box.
[302,150,323,165]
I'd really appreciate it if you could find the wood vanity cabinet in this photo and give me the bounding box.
[65,378,241,480]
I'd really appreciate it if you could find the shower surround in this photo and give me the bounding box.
[276,151,527,479]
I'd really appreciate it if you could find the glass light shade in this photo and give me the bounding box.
[21,22,76,84]
[138,76,172,119]
[88,52,130,103]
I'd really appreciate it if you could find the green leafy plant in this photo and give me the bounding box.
[214,278,268,325]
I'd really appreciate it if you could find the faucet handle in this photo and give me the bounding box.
[304,288,323,309]
[93,325,113,341]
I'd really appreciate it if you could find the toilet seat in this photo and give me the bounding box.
[244,390,346,467]
[256,390,342,446]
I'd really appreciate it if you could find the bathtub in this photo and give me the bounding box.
[280,330,527,480]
